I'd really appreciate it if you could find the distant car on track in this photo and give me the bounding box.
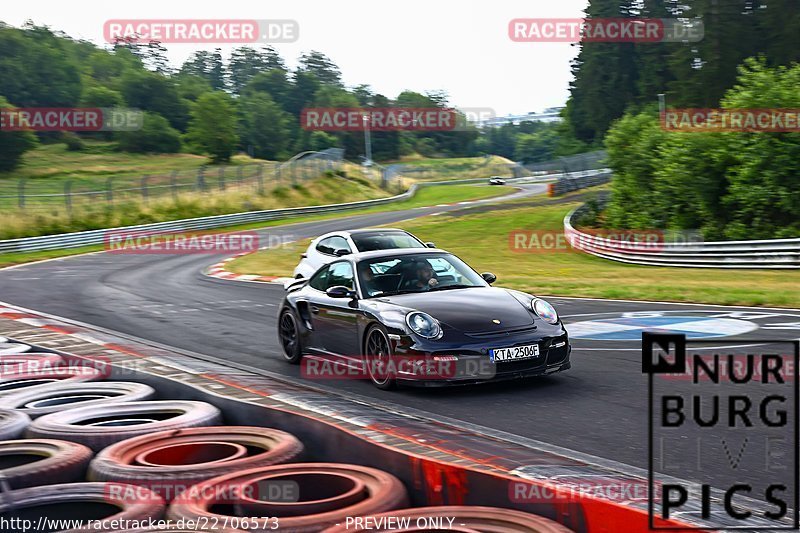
[488,176,506,185]
[278,248,571,389]
[292,229,433,279]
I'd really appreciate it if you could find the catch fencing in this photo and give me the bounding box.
[0,149,345,214]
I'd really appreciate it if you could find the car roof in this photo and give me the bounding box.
[315,228,410,241]
[346,248,451,262]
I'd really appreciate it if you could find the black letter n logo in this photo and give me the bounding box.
[642,332,686,375]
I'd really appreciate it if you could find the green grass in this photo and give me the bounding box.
[0,183,514,269]
[229,191,800,308]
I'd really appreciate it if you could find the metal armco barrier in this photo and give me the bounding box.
[564,204,800,269]
[0,171,578,254]
[548,170,612,196]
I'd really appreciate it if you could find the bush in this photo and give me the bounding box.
[62,132,85,151]
[605,58,800,239]
[0,96,38,171]
[116,112,181,154]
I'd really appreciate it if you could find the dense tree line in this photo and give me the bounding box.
[566,0,800,144]
[0,22,582,170]
[605,59,800,239]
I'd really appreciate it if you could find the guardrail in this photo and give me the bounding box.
[548,170,612,195]
[564,203,800,269]
[0,171,577,254]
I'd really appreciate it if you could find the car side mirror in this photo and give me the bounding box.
[334,249,351,257]
[481,272,497,284]
[425,242,436,248]
[326,285,357,299]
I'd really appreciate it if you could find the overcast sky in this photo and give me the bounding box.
[4,0,589,116]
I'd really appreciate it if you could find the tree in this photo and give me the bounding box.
[238,93,291,160]
[0,96,38,171]
[298,51,343,86]
[120,70,189,131]
[229,46,285,94]
[243,69,293,111]
[180,50,226,91]
[116,112,181,153]
[186,92,239,163]
[81,86,123,107]
[0,25,82,107]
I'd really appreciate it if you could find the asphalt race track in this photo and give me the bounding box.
[2,183,799,495]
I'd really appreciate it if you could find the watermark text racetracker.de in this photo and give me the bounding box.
[301,107,495,132]
[0,108,143,132]
[509,229,703,254]
[104,19,299,44]
[102,230,295,255]
[662,108,800,132]
[509,18,704,43]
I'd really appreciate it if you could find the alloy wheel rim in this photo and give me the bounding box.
[366,330,391,385]
[280,313,298,357]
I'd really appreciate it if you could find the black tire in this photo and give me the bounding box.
[0,367,103,397]
[2,382,156,418]
[0,482,165,533]
[0,439,93,489]
[0,408,30,440]
[364,326,397,390]
[278,308,303,364]
[27,400,223,452]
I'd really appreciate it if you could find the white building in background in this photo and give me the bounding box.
[478,106,565,127]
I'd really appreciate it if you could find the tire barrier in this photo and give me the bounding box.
[0,342,31,355]
[27,401,223,451]
[3,382,156,418]
[0,408,30,440]
[0,367,103,396]
[0,482,165,532]
[168,463,409,532]
[89,426,304,501]
[0,439,93,489]
[322,505,576,532]
[0,353,65,375]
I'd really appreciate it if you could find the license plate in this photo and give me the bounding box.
[490,343,540,362]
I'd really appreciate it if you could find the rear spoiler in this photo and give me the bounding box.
[283,277,308,291]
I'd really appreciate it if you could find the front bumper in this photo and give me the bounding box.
[389,328,571,387]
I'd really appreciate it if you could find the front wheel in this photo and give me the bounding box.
[364,326,397,390]
[278,309,303,364]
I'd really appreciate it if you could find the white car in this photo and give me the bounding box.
[488,176,506,185]
[292,229,433,279]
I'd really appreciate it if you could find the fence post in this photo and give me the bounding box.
[18,178,26,210]
[218,167,226,191]
[105,177,114,204]
[141,175,150,205]
[197,167,207,192]
[170,170,179,203]
[64,181,73,216]
[291,162,297,186]
[257,164,265,195]
[237,165,244,188]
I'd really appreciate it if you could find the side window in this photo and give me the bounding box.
[317,236,351,256]
[316,238,336,255]
[308,265,331,291]
[326,262,354,290]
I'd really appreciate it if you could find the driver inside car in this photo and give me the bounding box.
[404,261,439,291]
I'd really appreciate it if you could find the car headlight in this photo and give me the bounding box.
[532,298,559,325]
[406,312,442,339]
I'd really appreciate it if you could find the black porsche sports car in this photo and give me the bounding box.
[277,248,571,389]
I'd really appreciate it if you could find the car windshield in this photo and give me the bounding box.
[351,231,426,252]
[357,253,487,297]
